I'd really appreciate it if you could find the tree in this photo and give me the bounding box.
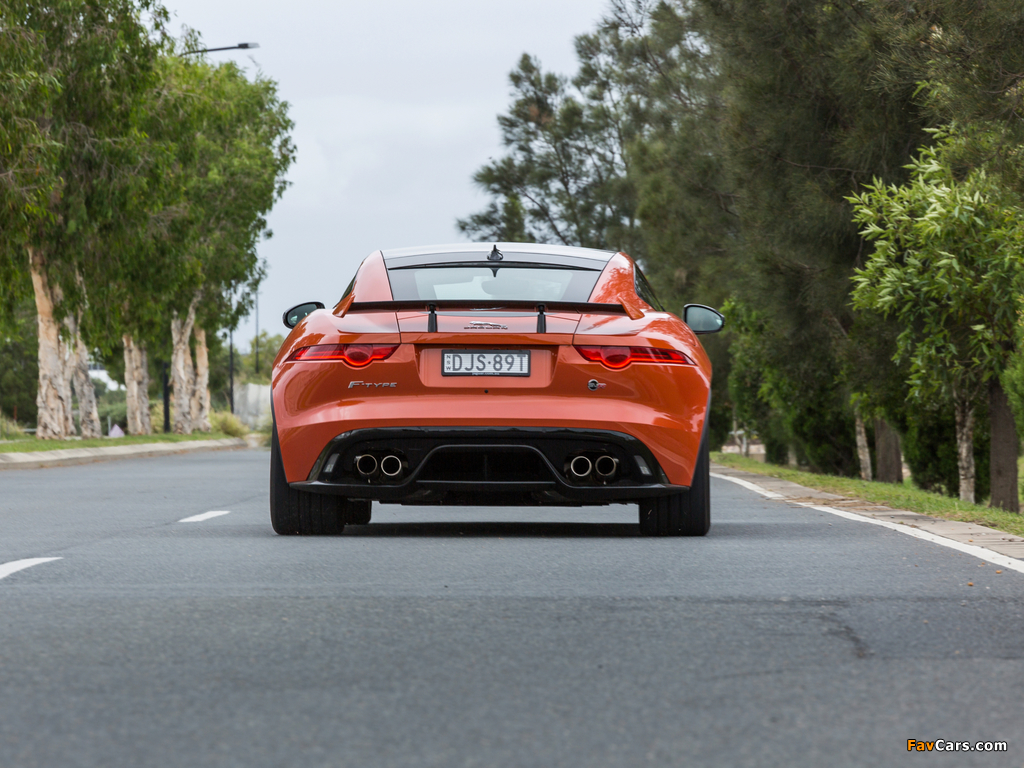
[0,294,39,428]
[147,51,293,434]
[850,127,1024,509]
[682,0,941,475]
[0,0,169,438]
[457,44,643,255]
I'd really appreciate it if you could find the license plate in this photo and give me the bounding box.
[442,350,530,376]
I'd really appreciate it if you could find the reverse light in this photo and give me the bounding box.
[288,344,399,367]
[574,345,695,369]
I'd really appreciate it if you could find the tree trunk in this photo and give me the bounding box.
[66,313,101,438]
[989,378,1020,512]
[170,297,199,435]
[137,342,152,434]
[954,397,976,504]
[874,418,903,484]
[855,412,872,481]
[28,246,74,439]
[123,334,152,436]
[191,325,211,433]
[124,334,140,435]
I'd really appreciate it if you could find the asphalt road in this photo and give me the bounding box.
[1,448,1023,768]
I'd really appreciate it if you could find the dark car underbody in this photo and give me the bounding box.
[290,427,688,507]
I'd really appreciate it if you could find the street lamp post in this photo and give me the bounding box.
[182,43,259,56]
[255,291,259,376]
[162,363,171,433]
[178,41,259,415]
[229,327,235,415]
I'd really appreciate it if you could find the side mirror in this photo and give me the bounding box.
[683,304,725,334]
[283,301,325,329]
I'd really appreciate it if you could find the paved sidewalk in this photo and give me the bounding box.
[712,462,1024,561]
[0,437,251,470]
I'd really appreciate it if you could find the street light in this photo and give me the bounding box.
[182,43,259,55]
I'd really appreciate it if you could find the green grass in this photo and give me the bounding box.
[712,451,1024,538]
[0,431,236,454]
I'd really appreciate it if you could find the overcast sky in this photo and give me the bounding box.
[161,0,612,349]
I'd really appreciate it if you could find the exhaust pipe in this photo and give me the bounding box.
[380,454,403,479]
[569,455,593,479]
[594,454,619,480]
[355,454,378,478]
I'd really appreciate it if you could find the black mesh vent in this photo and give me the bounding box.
[417,448,549,482]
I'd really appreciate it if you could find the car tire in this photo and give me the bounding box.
[638,432,710,537]
[345,501,372,525]
[270,422,346,535]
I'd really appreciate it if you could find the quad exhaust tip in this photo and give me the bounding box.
[569,455,593,479]
[355,454,378,478]
[594,455,619,480]
[380,454,403,478]
[568,453,618,482]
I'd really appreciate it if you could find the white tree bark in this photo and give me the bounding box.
[170,295,199,434]
[954,397,975,504]
[855,412,873,482]
[137,341,152,434]
[28,247,75,439]
[66,313,101,438]
[123,334,152,435]
[191,325,211,432]
[123,334,141,435]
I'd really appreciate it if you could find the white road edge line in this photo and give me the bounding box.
[0,557,62,581]
[710,472,785,499]
[178,510,231,523]
[711,472,1024,575]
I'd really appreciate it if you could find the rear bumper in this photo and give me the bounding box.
[290,427,687,506]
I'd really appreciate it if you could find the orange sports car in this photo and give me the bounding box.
[270,243,723,536]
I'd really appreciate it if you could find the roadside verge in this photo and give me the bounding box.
[712,461,1024,566]
[0,437,251,470]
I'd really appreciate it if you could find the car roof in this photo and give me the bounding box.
[380,242,619,270]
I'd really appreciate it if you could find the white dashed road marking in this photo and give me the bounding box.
[0,557,62,581]
[178,510,232,523]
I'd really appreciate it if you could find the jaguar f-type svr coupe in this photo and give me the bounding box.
[271,243,723,536]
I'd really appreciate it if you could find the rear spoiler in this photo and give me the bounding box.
[342,300,627,333]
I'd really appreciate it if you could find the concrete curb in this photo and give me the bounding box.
[0,437,250,471]
[711,462,1024,562]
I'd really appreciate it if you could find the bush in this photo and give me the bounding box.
[98,400,128,434]
[1003,350,1024,439]
[150,400,169,432]
[210,411,248,437]
[0,412,26,438]
[903,403,989,500]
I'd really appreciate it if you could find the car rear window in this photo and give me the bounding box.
[387,265,602,302]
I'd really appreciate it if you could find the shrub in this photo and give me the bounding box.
[210,411,248,437]
[903,404,990,500]
[0,412,25,438]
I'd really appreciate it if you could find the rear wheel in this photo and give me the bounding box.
[638,433,710,537]
[270,423,347,535]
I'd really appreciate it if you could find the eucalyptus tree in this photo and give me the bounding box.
[850,128,1024,509]
[0,0,169,438]
[148,53,293,434]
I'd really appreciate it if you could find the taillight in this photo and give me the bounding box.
[287,344,399,367]
[574,345,694,369]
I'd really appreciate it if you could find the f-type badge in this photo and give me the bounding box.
[465,321,508,330]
